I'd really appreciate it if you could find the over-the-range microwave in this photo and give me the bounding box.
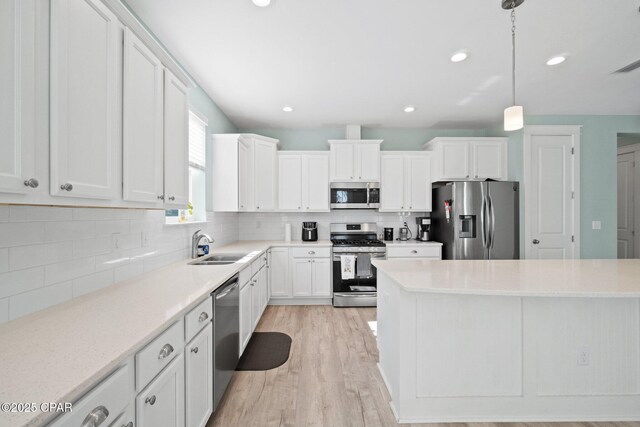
[330,182,380,209]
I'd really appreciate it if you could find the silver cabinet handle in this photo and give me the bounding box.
[306,206,309,209]
[157,195,164,200]
[308,251,315,255]
[240,205,244,208]
[122,422,133,427]
[256,206,260,209]
[411,250,418,254]
[359,176,362,179]
[191,346,199,354]
[145,395,156,405]
[81,405,109,427]
[532,239,540,244]
[409,206,412,210]
[23,178,39,188]
[60,183,73,191]
[158,343,174,360]
[401,206,404,209]
[312,260,315,263]
[168,196,175,201]
[298,206,301,209]
[308,260,311,263]
[198,312,208,322]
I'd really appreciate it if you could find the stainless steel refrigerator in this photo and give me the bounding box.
[432,181,519,260]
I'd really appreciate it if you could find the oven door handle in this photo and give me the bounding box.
[366,183,370,206]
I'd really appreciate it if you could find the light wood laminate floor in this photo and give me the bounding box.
[207,305,639,427]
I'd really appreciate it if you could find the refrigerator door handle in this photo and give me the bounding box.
[488,194,496,249]
[480,196,488,249]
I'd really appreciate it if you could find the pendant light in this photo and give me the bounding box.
[503,0,524,131]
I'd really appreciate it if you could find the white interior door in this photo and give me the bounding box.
[617,153,635,258]
[524,126,580,259]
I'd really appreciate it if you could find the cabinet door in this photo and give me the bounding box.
[292,259,313,297]
[185,323,213,427]
[239,282,252,354]
[50,0,119,199]
[122,28,164,204]
[0,0,37,194]
[304,155,329,211]
[238,138,253,211]
[356,144,380,181]
[440,141,471,180]
[269,247,290,297]
[259,266,269,312]
[251,272,262,330]
[406,155,431,212]
[137,354,185,427]
[278,155,302,210]
[380,155,405,211]
[330,144,355,181]
[472,141,506,180]
[311,259,331,297]
[253,139,277,211]
[163,69,189,208]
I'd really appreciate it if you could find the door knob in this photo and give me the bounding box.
[532,239,540,244]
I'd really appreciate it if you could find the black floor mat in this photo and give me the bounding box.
[236,332,292,371]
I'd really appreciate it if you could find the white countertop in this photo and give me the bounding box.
[383,240,442,246]
[0,240,329,427]
[372,258,640,297]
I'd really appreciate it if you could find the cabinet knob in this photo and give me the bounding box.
[240,205,244,208]
[145,395,156,406]
[532,239,540,244]
[257,206,260,209]
[60,183,73,192]
[157,195,165,200]
[309,251,315,255]
[298,206,301,210]
[411,250,418,254]
[191,346,199,354]
[81,405,109,427]
[312,260,315,263]
[306,206,309,209]
[23,178,39,188]
[168,196,175,201]
[466,174,470,178]
[122,422,133,427]
[350,176,353,179]
[198,312,208,322]
[359,176,361,179]
[409,206,412,209]
[158,343,174,360]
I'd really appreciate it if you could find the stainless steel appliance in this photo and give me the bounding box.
[432,181,519,260]
[212,274,240,411]
[331,223,386,307]
[330,182,380,209]
[302,222,318,241]
[398,225,411,241]
[416,217,431,242]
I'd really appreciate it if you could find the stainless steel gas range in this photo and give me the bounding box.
[331,223,386,307]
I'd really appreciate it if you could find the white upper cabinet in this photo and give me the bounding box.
[0,0,38,195]
[211,134,279,212]
[50,0,119,199]
[424,137,507,182]
[122,28,164,205]
[278,153,329,212]
[380,153,432,212]
[329,140,382,182]
[163,69,189,208]
[253,139,277,211]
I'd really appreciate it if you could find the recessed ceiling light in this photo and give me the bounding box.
[403,106,416,113]
[282,106,293,112]
[252,0,271,7]
[546,56,566,66]
[450,52,468,63]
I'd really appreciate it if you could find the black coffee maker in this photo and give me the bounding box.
[302,222,318,241]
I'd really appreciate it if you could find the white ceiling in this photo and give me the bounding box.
[126,0,640,129]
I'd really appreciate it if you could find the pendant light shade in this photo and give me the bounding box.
[504,105,524,131]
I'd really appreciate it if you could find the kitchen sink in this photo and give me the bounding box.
[189,253,247,266]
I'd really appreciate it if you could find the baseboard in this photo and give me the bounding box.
[268,298,332,306]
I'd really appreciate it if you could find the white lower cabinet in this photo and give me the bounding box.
[239,279,253,354]
[137,354,185,427]
[239,253,270,354]
[292,257,331,297]
[185,323,213,427]
[269,248,290,297]
[110,403,135,427]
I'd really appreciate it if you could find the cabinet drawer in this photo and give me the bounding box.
[184,297,212,343]
[291,247,331,258]
[136,320,184,390]
[109,403,134,427]
[251,252,267,276]
[49,362,134,427]
[387,245,441,259]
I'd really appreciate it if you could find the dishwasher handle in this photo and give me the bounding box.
[215,282,239,300]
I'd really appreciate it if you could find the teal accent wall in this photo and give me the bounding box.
[239,127,487,150]
[489,115,640,259]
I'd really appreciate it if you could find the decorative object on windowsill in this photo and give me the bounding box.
[503,0,525,131]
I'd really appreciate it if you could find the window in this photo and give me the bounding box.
[166,109,208,224]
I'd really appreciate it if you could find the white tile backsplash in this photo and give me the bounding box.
[0,205,239,324]
[238,211,427,241]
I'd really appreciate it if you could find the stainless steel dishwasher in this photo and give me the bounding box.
[212,274,240,412]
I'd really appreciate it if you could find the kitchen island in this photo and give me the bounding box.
[372,258,640,423]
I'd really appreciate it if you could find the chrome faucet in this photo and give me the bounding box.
[192,230,214,258]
